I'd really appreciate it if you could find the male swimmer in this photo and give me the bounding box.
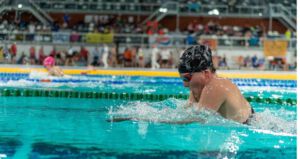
[108,45,254,124]
[178,44,254,124]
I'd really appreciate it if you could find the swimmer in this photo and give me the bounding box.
[178,45,254,124]
[43,56,64,77]
[108,45,254,125]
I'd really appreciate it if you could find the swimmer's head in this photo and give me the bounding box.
[178,62,190,87]
[178,44,215,74]
[43,56,55,68]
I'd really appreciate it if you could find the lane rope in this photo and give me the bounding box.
[0,88,296,106]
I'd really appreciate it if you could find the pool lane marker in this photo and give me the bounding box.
[0,73,296,88]
[0,88,296,106]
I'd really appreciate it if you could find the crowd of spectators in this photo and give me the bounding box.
[0,12,296,51]
[0,43,176,69]
[0,42,296,71]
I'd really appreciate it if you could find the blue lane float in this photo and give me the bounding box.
[0,73,296,88]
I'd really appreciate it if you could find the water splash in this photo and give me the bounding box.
[248,108,296,135]
[108,99,296,136]
[108,99,238,126]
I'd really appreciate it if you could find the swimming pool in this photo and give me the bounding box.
[0,70,296,159]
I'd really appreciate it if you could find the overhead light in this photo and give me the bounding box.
[208,9,219,15]
[18,4,23,9]
[159,8,168,13]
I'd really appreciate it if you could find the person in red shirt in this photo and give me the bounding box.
[38,46,46,65]
[10,43,17,64]
[123,48,132,67]
[29,46,36,64]
[80,46,89,65]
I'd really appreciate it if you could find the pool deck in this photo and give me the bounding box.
[0,65,296,80]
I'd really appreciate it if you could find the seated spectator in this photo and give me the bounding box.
[219,55,228,69]
[0,46,3,63]
[160,47,171,68]
[131,47,137,67]
[79,46,89,66]
[73,51,85,66]
[102,44,109,68]
[251,55,259,68]
[17,52,27,64]
[237,55,244,69]
[38,46,46,65]
[10,42,17,64]
[55,50,65,66]
[187,0,201,12]
[244,56,251,67]
[109,46,118,67]
[257,58,265,69]
[29,46,36,65]
[151,44,160,69]
[65,46,75,66]
[137,47,144,68]
[123,47,132,67]
[91,47,100,66]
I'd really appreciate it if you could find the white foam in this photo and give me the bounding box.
[108,99,297,136]
[108,99,238,126]
[248,108,296,135]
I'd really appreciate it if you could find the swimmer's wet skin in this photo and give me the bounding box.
[108,45,254,125]
[178,45,253,124]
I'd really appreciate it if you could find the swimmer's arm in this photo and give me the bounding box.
[198,85,225,111]
[184,91,195,108]
[107,117,205,124]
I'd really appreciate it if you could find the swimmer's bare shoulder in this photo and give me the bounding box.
[197,77,227,111]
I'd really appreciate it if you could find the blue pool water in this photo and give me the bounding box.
[0,72,296,159]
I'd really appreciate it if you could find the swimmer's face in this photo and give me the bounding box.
[189,70,209,88]
[180,73,190,87]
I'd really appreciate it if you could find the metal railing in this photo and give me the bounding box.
[31,0,296,18]
[33,0,161,14]
[28,0,54,24]
[269,4,296,30]
[0,32,296,50]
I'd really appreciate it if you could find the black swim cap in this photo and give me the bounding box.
[178,62,188,73]
[178,45,213,73]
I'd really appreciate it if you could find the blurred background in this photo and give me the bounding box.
[0,0,297,71]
